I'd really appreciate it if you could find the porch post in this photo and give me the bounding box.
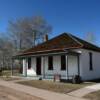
[23,58,27,77]
[66,55,69,80]
[77,55,80,76]
[42,56,45,78]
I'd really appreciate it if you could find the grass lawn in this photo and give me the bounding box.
[18,80,94,94]
[84,90,100,100]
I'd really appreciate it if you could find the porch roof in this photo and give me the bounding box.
[15,33,100,57]
[14,50,80,58]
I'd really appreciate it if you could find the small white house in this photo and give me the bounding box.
[16,33,100,81]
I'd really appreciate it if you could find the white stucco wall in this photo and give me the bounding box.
[68,55,78,76]
[23,57,37,76]
[79,49,100,80]
[27,57,36,76]
[43,55,78,79]
[43,55,67,79]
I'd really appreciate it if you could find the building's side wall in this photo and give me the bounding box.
[80,49,100,80]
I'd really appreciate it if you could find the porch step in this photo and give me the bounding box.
[25,76,42,80]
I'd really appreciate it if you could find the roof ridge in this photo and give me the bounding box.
[70,33,100,48]
[67,33,83,47]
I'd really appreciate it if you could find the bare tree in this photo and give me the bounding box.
[0,36,14,68]
[6,16,52,73]
[8,16,52,51]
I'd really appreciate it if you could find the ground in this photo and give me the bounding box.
[18,80,93,94]
[0,79,87,100]
[0,85,43,100]
[84,90,100,100]
[0,70,97,100]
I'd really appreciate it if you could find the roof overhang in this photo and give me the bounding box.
[13,49,81,59]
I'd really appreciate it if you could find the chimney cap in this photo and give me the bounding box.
[44,34,48,42]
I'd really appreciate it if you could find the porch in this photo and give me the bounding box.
[18,52,80,80]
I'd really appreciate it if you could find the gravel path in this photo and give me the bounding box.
[0,85,43,100]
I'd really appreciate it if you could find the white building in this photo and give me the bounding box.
[16,33,100,81]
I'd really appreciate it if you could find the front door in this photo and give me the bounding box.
[36,57,41,75]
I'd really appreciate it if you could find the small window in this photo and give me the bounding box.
[28,58,31,69]
[48,56,53,70]
[61,55,66,70]
[89,52,93,71]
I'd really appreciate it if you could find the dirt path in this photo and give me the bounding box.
[0,79,87,100]
[0,85,43,100]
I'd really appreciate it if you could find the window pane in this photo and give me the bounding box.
[28,58,31,69]
[48,56,53,70]
[89,52,93,71]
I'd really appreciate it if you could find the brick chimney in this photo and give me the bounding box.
[44,34,48,42]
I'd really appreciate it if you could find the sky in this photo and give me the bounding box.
[0,0,100,45]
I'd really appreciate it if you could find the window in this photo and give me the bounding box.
[61,55,66,70]
[28,58,31,69]
[48,56,53,70]
[89,52,93,71]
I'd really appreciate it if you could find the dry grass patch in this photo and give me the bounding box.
[0,76,20,81]
[0,70,21,81]
[0,70,20,77]
[18,80,92,94]
[84,90,100,100]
